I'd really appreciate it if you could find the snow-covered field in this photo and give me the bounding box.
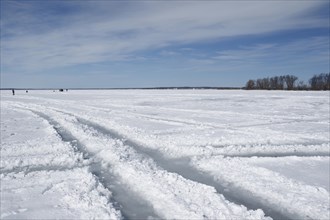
[1,89,329,219]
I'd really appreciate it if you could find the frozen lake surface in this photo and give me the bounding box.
[1,90,329,219]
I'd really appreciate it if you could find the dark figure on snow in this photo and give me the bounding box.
[26,90,28,93]
[12,89,15,95]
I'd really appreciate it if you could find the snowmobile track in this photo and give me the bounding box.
[222,152,330,157]
[29,110,160,220]
[71,113,292,220]
[0,164,88,176]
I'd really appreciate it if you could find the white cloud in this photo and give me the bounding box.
[159,50,181,56]
[1,0,328,72]
[213,37,329,64]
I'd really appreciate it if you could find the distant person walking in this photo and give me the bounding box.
[12,89,15,95]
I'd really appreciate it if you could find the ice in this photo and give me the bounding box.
[1,89,329,219]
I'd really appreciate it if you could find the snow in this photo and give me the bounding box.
[192,155,329,220]
[0,107,121,219]
[45,112,266,219]
[1,89,329,219]
[0,108,85,173]
[247,156,330,191]
[1,168,120,219]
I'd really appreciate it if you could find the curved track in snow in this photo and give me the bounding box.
[1,90,329,219]
[24,106,268,219]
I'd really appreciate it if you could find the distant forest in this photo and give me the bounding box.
[245,73,330,90]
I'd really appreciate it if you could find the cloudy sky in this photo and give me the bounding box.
[1,0,329,88]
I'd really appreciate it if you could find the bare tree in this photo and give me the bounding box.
[262,78,270,90]
[270,76,280,90]
[256,79,263,89]
[245,80,255,90]
[309,73,330,90]
[245,74,303,90]
[284,75,298,90]
[296,80,307,90]
[325,73,330,90]
[278,76,285,90]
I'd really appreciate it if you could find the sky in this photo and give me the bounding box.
[1,0,329,88]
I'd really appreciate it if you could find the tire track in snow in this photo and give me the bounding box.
[50,102,328,153]
[205,142,329,158]
[29,110,160,220]
[16,104,318,219]
[0,164,88,176]
[192,155,330,220]
[74,115,330,220]
[70,115,289,220]
[31,108,269,219]
[222,152,330,157]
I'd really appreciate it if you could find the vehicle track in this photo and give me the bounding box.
[29,110,160,220]
[17,105,303,219]
[59,111,291,220]
[201,142,329,157]
[0,164,88,176]
[22,107,270,219]
[4,92,329,219]
[222,152,330,157]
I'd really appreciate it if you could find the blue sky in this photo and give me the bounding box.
[1,0,329,88]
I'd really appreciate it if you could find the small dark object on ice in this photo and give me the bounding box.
[12,89,15,95]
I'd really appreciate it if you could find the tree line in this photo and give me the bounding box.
[245,73,330,90]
